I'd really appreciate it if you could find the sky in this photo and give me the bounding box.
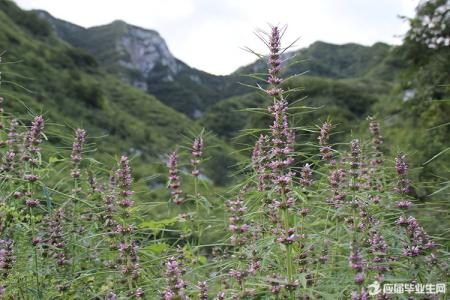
[15,0,420,75]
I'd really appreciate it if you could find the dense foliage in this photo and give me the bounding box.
[0,0,449,299]
[0,15,449,299]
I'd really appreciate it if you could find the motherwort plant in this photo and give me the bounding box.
[0,23,447,300]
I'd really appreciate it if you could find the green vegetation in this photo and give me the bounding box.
[0,0,448,298]
[0,0,239,187]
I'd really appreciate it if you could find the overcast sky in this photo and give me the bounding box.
[15,0,419,75]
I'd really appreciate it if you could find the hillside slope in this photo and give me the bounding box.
[0,0,237,185]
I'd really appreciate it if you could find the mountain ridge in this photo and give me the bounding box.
[34,9,396,118]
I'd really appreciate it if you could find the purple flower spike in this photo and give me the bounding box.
[168,151,183,205]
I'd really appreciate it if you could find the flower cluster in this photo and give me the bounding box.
[327,168,346,207]
[191,136,203,177]
[102,175,118,228]
[348,246,366,285]
[318,122,333,163]
[164,257,189,300]
[1,119,19,174]
[118,240,139,280]
[43,209,67,266]
[300,163,313,187]
[0,97,4,130]
[196,281,208,300]
[368,230,389,281]
[168,151,183,205]
[22,115,44,163]
[349,139,361,191]
[368,117,383,165]
[112,157,140,292]
[70,128,86,178]
[116,156,134,208]
[395,216,435,257]
[252,134,268,191]
[0,239,15,296]
[0,239,16,275]
[394,154,410,195]
[226,189,250,246]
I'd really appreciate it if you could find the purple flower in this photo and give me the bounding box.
[318,122,334,162]
[395,153,408,175]
[106,291,117,300]
[327,168,346,207]
[300,163,313,187]
[354,273,365,284]
[70,129,86,178]
[196,281,208,300]
[134,288,143,298]
[252,134,268,191]
[266,26,283,86]
[348,247,365,271]
[71,129,86,163]
[191,136,204,177]
[23,116,44,157]
[394,154,410,194]
[43,209,67,266]
[25,199,40,207]
[116,156,134,208]
[226,188,250,245]
[368,117,383,165]
[164,257,188,299]
[0,97,3,130]
[24,174,38,182]
[395,200,412,209]
[167,151,183,205]
[0,239,16,272]
[7,119,19,148]
[348,139,361,191]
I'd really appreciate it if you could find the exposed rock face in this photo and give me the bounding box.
[36,11,181,80]
[34,10,243,118]
[119,26,180,78]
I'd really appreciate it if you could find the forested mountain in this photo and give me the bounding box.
[0,0,238,185]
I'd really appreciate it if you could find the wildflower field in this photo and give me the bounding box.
[1,0,450,298]
[0,21,448,299]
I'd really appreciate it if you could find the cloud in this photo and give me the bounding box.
[15,0,419,75]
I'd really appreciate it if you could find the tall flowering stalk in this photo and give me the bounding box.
[22,115,44,167]
[393,154,435,258]
[327,168,346,207]
[70,129,86,180]
[368,117,383,167]
[0,97,4,131]
[226,188,250,246]
[114,156,141,296]
[0,239,16,297]
[259,25,298,299]
[1,119,19,175]
[191,135,204,231]
[318,122,334,164]
[168,151,183,205]
[21,116,45,295]
[349,139,361,192]
[102,175,118,228]
[191,136,203,178]
[43,209,68,267]
[252,134,268,191]
[346,139,370,298]
[68,129,87,278]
